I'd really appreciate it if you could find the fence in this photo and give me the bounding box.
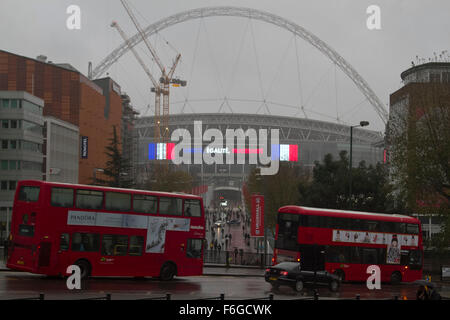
[204,250,273,267]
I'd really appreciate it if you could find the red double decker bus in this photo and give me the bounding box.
[273,206,423,284]
[7,180,205,280]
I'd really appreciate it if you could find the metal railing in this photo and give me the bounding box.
[204,250,273,267]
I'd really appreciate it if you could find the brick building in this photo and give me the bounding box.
[0,50,123,184]
[388,61,450,223]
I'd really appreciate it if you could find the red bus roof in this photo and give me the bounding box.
[17,180,203,200]
[279,205,419,224]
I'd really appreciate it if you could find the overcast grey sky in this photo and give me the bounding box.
[1,0,449,132]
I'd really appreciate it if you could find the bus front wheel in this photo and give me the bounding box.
[333,269,345,282]
[160,262,177,281]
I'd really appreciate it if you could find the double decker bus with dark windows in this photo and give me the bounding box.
[7,180,205,280]
[274,206,422,284]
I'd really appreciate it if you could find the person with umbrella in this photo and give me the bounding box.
[415,280,441,300]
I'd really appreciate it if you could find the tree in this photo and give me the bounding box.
[145,167,193,193]
[388,81,450,250]
[96,125,133,188]
[244,164,309,232]
[298,151,396,213]
[388,82,450,212]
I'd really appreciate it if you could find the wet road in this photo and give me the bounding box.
[0,270,425,300]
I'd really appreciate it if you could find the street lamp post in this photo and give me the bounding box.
[349,121,369,208]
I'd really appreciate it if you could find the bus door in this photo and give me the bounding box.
[299,244,326,271]
[56,233,71,274]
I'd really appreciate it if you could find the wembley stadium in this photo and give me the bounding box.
[133,112,384,205]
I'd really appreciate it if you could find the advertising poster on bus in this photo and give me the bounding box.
[146,216,191,253]
[386,234,401,264]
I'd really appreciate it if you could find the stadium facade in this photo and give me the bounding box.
[133,113,385,199]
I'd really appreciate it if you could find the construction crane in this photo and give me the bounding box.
[110,20,161,142]
[119,0,185,145]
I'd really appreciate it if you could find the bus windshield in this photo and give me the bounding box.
[275,213,299,251]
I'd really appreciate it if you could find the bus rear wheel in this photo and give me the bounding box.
[74,259,91,280]
[390,271,402,285]
[160,262,176,281]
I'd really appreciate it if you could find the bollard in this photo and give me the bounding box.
[166,293,171,300]
[226,251,230,268]
[269,294,274,300]
[313,290,319,300]
[356,294,360,300]
[106,293,111,300]
[39,293,45,300]
[220,293,225,300]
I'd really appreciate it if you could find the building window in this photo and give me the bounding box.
[10,100,18,109]
[1,141,7,149]
[443,72,450,83]
[8,161,17,170]
[22,100,41,114]
[9,181,16,191]
[1,99,9,108]
[1,120,9,129]
[430,73,441,83]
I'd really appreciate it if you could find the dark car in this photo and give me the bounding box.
[226,219,240,225]
[265,262,340,292]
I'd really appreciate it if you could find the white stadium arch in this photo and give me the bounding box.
[92,6,388,124]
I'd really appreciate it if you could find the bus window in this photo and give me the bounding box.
[366,220,379,232]
[186,239,203,258]
[18,186,40,202]
[349,246,361,264]
[18,224,34,237]
[133,194,157,214]
[72,233,100,252]
[406,224,419,234]
[51,188,74,207]
[362,248,378,264]
[184,199,202,217]
[101,235,128,256]
[408,250,422,270]
[276,214,299,251]
[60,233,69,251]
[159,197,182,216]
[105,192,131,211]
[76,190,103,210]
[395,223,406,234]
[129,236,144,256]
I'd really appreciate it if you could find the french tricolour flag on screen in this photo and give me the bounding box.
[271,144,298,162]
[148,143,175,160]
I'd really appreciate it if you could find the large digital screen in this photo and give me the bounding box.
[148,143,299,162]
